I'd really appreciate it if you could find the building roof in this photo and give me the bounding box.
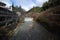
[0,2,6,6]
[0,7,17,15]
[0,7,12,13]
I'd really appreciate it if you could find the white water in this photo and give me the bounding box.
[24,17,33,22]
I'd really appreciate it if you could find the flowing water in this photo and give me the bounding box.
[10,17,57,40]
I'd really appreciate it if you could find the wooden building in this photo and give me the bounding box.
[0,2,18,27]
[0,2,6,8]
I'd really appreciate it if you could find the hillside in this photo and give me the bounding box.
[27,5,60,35]
[26,0,60,35]
[27,7,43,13]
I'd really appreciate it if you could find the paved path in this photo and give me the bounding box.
[10,21,57,40]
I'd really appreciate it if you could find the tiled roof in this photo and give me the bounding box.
[0,2,6,6]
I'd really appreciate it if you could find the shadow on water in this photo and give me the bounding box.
[36,20,60,40]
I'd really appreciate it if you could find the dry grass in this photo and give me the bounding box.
[27,6,60,33]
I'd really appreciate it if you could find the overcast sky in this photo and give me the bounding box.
[1,0,48,11]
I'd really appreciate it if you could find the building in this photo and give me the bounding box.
[0,2,6,8]
[0,2,18,27]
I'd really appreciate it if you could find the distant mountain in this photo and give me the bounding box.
[27,7,43,13]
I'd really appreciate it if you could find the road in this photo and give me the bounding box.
[10,21,57,40]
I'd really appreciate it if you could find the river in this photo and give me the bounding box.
[10,17,57,40]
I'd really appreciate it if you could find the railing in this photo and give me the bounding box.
[0,7,19,27]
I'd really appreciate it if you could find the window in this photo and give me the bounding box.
[0,16,5,21]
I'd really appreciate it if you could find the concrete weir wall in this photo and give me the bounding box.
[24,17,33,22]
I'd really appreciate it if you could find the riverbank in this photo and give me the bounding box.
[26,6,60,35]
[36,6,60,35]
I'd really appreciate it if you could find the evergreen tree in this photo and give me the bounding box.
[42,2,49,10]
[48,0,60,7]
